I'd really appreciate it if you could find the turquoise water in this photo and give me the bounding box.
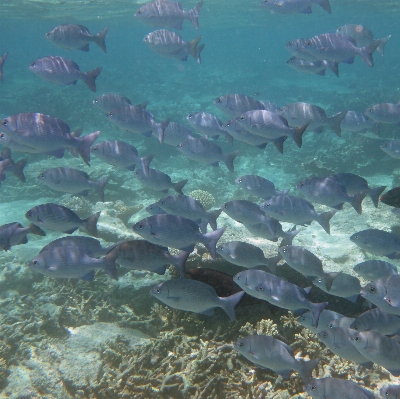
[0,0,400,398]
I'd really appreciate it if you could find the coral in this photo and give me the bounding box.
[94,200,143,224]
[59,195,93,214]
[189,190,216,211]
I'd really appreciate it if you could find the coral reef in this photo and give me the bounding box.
[189,190,216,211]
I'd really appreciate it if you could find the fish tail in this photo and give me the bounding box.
[189,36,202,63]
[297,358,320,384]
[223,150,239,173]
[377,35,391,56]
[0,53,8,81]
[321,271,342,291]
[350,191,367,215]
[280,227,300,246]
[155,119,169,144]
[325,60,339,77]
[173,178,188,195]
[310,301,328,327]
[185,1,203,30]
[369,185,386,208]
[139,154,154,177]
[359,40,380,67]
[314,0,331,13]
[11,158,27,182]
[316,209,337,234]
[272,136,287,154]
[328,111,346,137]
[68,128,83,158]
[27,223,46,237]
[263,254,282,275]
[102,246,119,280]
[202,226,226,260]
[170,250,191,278]
[95,176,110,202]
[219,291,244,321]
[0,159,11,177]
[84,211,101,237]
[83,67,102,92]
[76,130,101,166]
[205,209,222,231]
[291,123,309,148]
[94,27,108,53]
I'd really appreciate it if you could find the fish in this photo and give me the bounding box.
[365,103,400,124]
[297,309,354,333]
[37,167,109,202]
[46,24,108,53]
[115,240,189,277]
[380,385,400,399]
[29,246,119,281]
[380,186,400,209]
[245,222,300,245]
[0,148,27,183]
[28,56,102,92]
[144,30,204,64]
[340,110,380,136]
[217,241,280,274]
[304,377,375,399]
[313,272,361,303]
[25,203,100,236]
[361,277,397,315]
[186,112,232,142]
[328,172,385,208]
[150,278,244,321]
[214,94,278,118]
[277,102,346,136]
[380,140,400,160]
[106,105,169,143]
[285,38,322,62]
[234,174,285,199]
[349,330,400,376]
[0,222,45,251]
[279,245,338,290]
[300,33,380,67]
[350,307,400,336]
[146,202,166,215]
[353,260,398,281]
[296,176,366,214]
[132,214,225,259]
[90,140,153,176]
[134,167,187,194]
[318,327,374,367]
[0,113,100,165]
[156,194,221,233]
[350,229,400,258]
[261,193,337,234]
[261,0,331,14]
[236,109,308,148]
[336,24,391,56]
[93,94,132,113]
[0,52,8,81]
[135,0,203,30]
[40,236,115,257]
[286,56,339,77]
[234,335,319,383]
[176,137,239,173]
[157,121,195,147]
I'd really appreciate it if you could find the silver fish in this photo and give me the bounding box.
[132,214,225,259]
[46,24,108,53]
[286,56,339,77]
[350,229,400,258]
[25,203,100,236]
[156,121,195,146]
[381,140,400,160]
[261,0,331,14]
[285,38,321,62]
[353,260,398,281]
[0,52,7,81]
[93,94,132,113]
[144,30,204,64]
[235,174,284,199]
[176,137,239,172]
[134,167,187,194]
[297,309,354,333]
[29,56,102,92]
[234,335,319,383]
[245,222,300,245]
[0,148,27,183]
[135,0,203,30]
[29,246,118,281]
[0,222,45,251]
[350,307,400,336]
[360,277,396,315]
[341,110,380,135]
[37,167,109,202]
[365,103,400,124]
[146,202,166,215]
[186,112,231,142]
[150,278,243,321]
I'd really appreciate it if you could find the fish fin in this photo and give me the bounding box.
[297,358,320,384]
[276,369,292,379]
[280,228,300,246]
[351,191,367,215]
[135,101,148,109]
[139,154,154,177]
[211,162,219,167]
[342,57,355,64]
[67,80,78,85]
[264,255,282,275]
[79,190,89,196]
[0,52,8,81]
[180,55,189,61]
[202,226,226,260]
[301,6,312,14]
[155,119,169,144]
[71,128,83,138]
[185,1,203,30]
[83,211,101,237]
[315,0,331,13]
[196,44,205,64]
[0,147,11,159]
[326,60,339,77]
[45,149,65,158]
[126,164,136,171]
[369,186,386,208]
[346,294,359,303]
[170,250,190,278]
[387,253,398,260]
[76,130,101,166]
[219,291,244,321]
[322,271,341,291]
[200,308,214,316]
[360,40,380,67]
[329,111,346,137]
[198,218,208,234]
[27,223,46,237]
[141,131,153,137]
[204,209,222,231]
[316,69,325,76]
[316,209,337,234]
[80,271,95,281]
[173,178,188,195]
[292,123,309,148]
[11,159,27,182]
[304,286,312,294]
[152,265,168,275]
[272,136,286,154]
[94,27,108,53]
[223,150,239,173]
[189,36,202,62]
[332,203,344,211]
[180,245,195,253]
[80,44,90,52]
[83,67,102,92]
[94,176,110,202]
[64,228,78,234]
[256,142,268,149]
[377,35,391,56]
[18,236,28,245]
[102,246,119,280]
[310,302,328,327]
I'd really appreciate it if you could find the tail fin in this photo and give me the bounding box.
[196,44,205,64]
[27,223,46,237]
[202,226,226,260]
[0,53,8,81]
[139,154,154,177]
[350,191,366,214]
[76,130,101,166]
[325,60,339,77]
[223,150,239,173]
[359,40,380,67]
[155,119,169,144]
[185,1,203,29]
[94,27,108,53]
[328,111,346,137]
[173,178,188,195]
[102,246,119,280]
[369,186,386,208]
[263,254,282,275]
[84,211,101,237]
[316,209,337,234]
[189,36,202,64]
[310,301,328,327]
[83,67,102,92]
[321,271,342,291]
[94,176,110,202]
[376,35,391,56]
[297,358,320,384]
[272,136,286,154]
[170,250,190,277]
[219,291,244,321]
[280,227,300,246]
[291,123,309,148]
[314,0,331,13]
[204,209,222,231]
[11,159,27,182]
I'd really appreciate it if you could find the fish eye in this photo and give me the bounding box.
[306,41,312,46]
[355,336,361,342]
[353,235,358,240]
[322,333,327,338]
[39,173,45,179]
[385,391,389,396]
[238,178,242,183]
[287,41,292,46]
[236,275,241,280]
[225,123,230,127]
[155,288,160,294]
[137,10,142,14]
[299,183,304,188]
[2,120,8,126]
[92,146,97,151]
[223,204,227,208]
[161,201,165,205]
[188,115,192,119]
[238,342,244,347]
[368,285,376,293]
[33,260,38,265]
[281,248,286,253]
[258,286,264,291]
[368,108,372,113]
[353,325,358,330]
[218,246,223,251]
[30,62,36,67]
[26,212,31,217]
[138,224,143,229]
[240,116,245,120]
[94,99,98,103]
[179,143,184,148]
[311,385,317,391]
[109,112,113,117]
[216,98,221,103]
[0,133,4,138]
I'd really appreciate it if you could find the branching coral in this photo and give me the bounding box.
[189,190,216,211]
